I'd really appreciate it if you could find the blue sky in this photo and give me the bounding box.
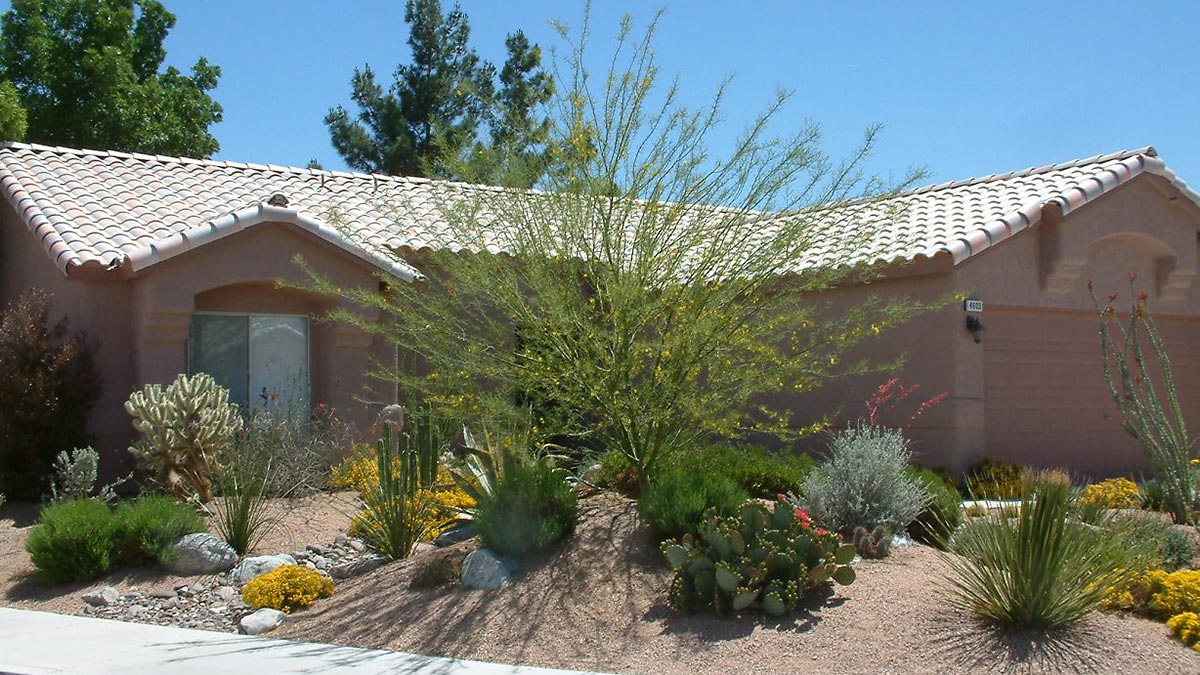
[16,1,1200,187]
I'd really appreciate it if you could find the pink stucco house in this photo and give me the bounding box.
[0,142,1197,478]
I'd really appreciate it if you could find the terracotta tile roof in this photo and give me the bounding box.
[0,141,1194,281]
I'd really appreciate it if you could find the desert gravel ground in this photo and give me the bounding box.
[4,491,1198,674]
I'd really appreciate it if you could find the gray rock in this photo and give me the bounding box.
[346,538,366,553]
[228,554,297,585]
[239,608,285,636]
[433,523,476,547]
[461,549,512,590]
[330,554,389,579]
[149,587,177,599]
[215,586,239,602]
[167,534,239,575]
[82,586,120,607]
[126,605,146,619]
[162,597,179,610]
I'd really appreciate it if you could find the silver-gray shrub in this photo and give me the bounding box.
[794,424,930,534]
[48,446,117,504]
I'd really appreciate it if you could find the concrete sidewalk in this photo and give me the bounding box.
[0,608,604,675]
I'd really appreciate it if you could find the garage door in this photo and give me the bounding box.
[983,308,1200,478]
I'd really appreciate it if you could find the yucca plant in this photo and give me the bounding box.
[207,439,279,555]
[947,475,1150,629]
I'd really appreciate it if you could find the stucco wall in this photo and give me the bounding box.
[0,207,137,468]
[815,175,1200,478]
[0,214,392,480]
[129,222,387,436]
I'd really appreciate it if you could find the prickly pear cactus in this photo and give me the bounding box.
[125,373,243,502]
[662,496,855,617]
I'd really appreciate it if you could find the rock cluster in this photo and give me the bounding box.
[81,580,249,632]
[77,534,386,635]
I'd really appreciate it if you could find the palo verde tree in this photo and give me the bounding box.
[0,0,222,156]
[310,9,930,487]
[325,0,553,187]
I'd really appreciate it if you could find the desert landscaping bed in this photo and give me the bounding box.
[3,492,1198,675]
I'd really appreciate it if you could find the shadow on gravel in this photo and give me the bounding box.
[0,501,42,528]
[281,494,666,668]
[927,611,1110,674]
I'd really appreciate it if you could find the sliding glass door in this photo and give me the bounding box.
[189,313,310,419]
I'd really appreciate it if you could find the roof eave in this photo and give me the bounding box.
[118,204,426,283]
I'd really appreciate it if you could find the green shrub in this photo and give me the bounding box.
[1141,479,1168,513]
[475,460,576,557]
[794,424,929,536]
[905,466,963,549]
[1161,528,1197,570]
[638,468,747,541]
[25,499,117,584]
[677,444,813,498]
[592,449,640,496]
[662,497,855,617]
[1109,513,1196,572]
[948,476,1150,629]
[0,290,101,501]
[113,495,205,566]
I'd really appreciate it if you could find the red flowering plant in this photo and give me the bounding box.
[662,496,855,617]
[865,378,947,428]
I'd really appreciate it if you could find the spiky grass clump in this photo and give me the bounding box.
[948,476,1150,629]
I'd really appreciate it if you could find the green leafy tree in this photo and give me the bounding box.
[0,0,222,156]
[325,0,554,187]
[309,10,930,487]
[0,80,27,140]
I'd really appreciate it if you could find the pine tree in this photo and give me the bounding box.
[325,0,554,187]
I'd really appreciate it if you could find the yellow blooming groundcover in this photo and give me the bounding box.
[1078,478,1142,510]
[241,565,333,613]
[330,452,477,540]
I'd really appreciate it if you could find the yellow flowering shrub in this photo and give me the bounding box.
[1102,569,1200,619]
[1168,612,1200,652]
[328,446,380,492]
[1145,569,1200,619]
[348,483,476,543]
[241,565,334,613]
[1078,478,1142,510]
[966,457,1027,499]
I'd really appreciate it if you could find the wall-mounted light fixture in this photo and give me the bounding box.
[966,315,985,343]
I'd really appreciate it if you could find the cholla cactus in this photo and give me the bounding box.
[126,373,242,503]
